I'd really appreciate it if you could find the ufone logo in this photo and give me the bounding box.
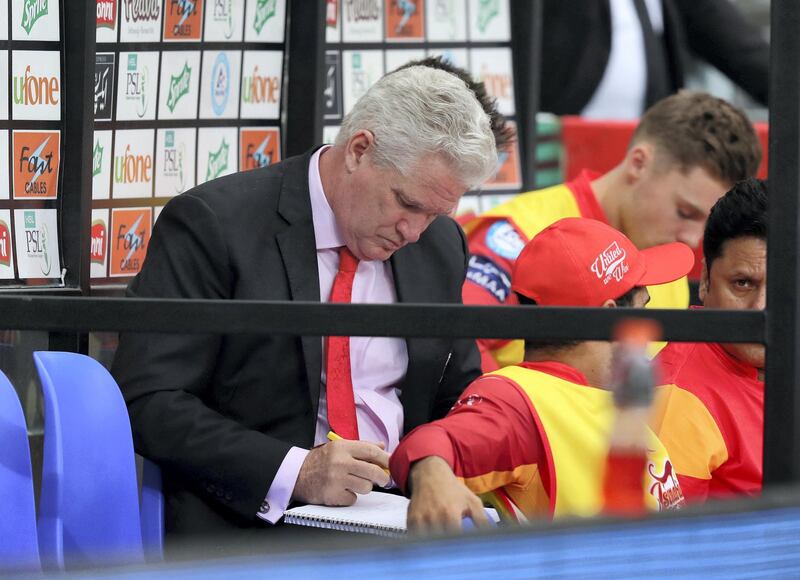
[114,145,153,184]
[123,0,160,23]
[13,66,60,107]
[241,66,279,104]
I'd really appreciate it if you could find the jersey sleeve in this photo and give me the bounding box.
[650,384,729,503]
[390,375,544,495]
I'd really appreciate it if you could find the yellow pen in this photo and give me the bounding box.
[327,431,391,477]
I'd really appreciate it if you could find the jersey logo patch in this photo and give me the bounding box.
[466,254,512,303]
[486,220,525,260]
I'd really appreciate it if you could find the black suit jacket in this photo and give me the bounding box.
[111,150,481,537]
[540,0,769,115]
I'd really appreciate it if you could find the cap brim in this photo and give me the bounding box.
[637,242,695,287]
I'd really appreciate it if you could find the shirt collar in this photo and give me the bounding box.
[519,360,592,386]
[308,145,345,250]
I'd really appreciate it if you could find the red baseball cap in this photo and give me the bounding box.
[511,218,695,306]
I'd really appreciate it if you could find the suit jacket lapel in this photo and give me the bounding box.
[276,151,323,419]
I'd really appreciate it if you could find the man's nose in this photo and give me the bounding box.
[677,223,704,250]
[397,214,431,244]
[753,284,767,310]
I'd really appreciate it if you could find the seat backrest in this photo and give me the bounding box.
[0,369,40,572]
[34,351,144,570]
[140,457,164,562]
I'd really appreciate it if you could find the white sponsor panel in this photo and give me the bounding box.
[0,52,7,120]
[90,208,109,279]
[0,131,8,200]
[326,0,340,42]
[470,47,514,115]
[112,129,154,198]
[456,194,480,219]
[244,0,286,42]
[0,2,8,40]
[120,0,162,42]
[468,0,509,41]
[13,0,61,41]
[480,193,515,213]
[92,130,113,200]
[14,208,60,279]
[204,0,245,41]
[0,209,14,279]
[426,47,469,70]
[426,0,467,41]
[116,51,159,121]
[197,127,237,185]
[158,51,201,120]
[11,50,61,121]
[384,49,426,73]
[342,50,383,116]
[155,128,196,198]
[239,50,282,120]
[199,50,241,119]
[322,125,340,145]
[342,0,382,42]
[153,205,164,223]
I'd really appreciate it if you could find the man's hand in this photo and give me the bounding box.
[407,456,490,534]
[293,439,390,506]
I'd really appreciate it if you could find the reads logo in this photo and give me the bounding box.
[13,130,60,200]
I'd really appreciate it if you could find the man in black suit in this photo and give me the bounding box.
[541,0,769,117]
[111,64,500,541]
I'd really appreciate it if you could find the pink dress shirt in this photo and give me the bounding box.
[257,147,408,522]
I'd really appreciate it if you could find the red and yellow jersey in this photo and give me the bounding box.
[650,341,764,503]
[390,361,684,521]
[462,171,689,371]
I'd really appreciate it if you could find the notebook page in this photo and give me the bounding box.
[284,491,408,534]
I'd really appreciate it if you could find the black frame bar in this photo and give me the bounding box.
[764,0,800,486]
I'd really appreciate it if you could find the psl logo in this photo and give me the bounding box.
[253,0,276,34]
[242,66,279,105]
[434,0,457,36]
[21,0,48,34]
[477,0,498,33]
[96,0,116,28]
[13,66,60,107]
[125,53,149,118]
[162,130,186,193]
[90,219,107,265]
[114,144,153,185]
[123,0,161,22]
[241,129,279,171]
[166,62,192,112]
[0,220,11,267]
[92,139,104,177]
[206,139,229,181]
[22,211,52,276]
[212,0,234,38]
[345,0,379,22]
[14,132,60,199]
[211,52,230,116]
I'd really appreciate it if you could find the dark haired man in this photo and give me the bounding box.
[390,218,693,531]
[650,178,767,503]
[463,90,762,370]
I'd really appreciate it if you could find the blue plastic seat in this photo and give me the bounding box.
[140,457,164,562]
[34,351,145,569]
[0,369,40,572]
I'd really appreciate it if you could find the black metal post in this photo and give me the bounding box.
[764,0,800,486]
[61,0,95,294]
[284,0,326,156]
[509,0,541,191]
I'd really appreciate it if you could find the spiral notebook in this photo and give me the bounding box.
[283,491,409,538]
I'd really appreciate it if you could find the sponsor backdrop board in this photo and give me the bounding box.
[0,1,64,285]
[324,0,521,216]
[91,0,288,285]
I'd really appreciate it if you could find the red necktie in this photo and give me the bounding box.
[325,246,360,440]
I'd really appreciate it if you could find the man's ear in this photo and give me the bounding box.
[601,298,617,308]
[344,130,375,173]
[624,142,655,184]
[699,258,710,303]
